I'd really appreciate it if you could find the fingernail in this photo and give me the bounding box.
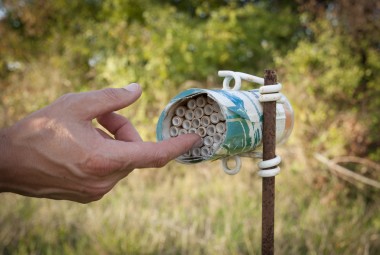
[123,83,140,92]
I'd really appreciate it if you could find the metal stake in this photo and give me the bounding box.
[261,69,277,255]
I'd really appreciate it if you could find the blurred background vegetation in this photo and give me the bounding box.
[0,0,379,254]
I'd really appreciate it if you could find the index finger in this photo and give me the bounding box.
[104,134,201,169]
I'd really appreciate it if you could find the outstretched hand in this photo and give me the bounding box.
[0,83,201,203]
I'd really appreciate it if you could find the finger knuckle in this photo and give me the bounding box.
[82,154,123,177]
[56,92,78,104]
[101,88,121,101]
[153,150,171,168]
[54,93,82,113]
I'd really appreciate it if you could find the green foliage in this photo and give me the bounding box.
[1,0,301,138]
[278,17,380,159]
[0,0,379,254]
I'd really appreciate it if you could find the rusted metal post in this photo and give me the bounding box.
[261,70,277,255]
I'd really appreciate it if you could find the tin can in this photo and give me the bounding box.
[156,88,294,164]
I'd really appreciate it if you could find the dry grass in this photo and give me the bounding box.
[1,145,379,254]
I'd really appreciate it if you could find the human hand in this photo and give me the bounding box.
[0,83,201,203]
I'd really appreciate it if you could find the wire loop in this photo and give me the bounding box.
[221,156,241,175]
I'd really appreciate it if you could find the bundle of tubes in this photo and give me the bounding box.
[169,95,226,158]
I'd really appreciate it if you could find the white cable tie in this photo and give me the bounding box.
[235,72,264,85]
[257,79,282,177]
[257,155,281,178]
[218,70,264,90]
[259,83,282,102]
[258,167,280,178]
[259,93,282,102]
[259,83,282,94]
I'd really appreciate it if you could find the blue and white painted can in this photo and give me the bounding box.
[156,88,294,164]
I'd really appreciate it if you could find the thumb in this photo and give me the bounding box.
[73,83,142,120]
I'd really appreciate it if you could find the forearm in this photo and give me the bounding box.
[0,127,13,191]
[0,126,30,195]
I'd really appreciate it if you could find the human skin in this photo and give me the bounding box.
[0,83,201,203]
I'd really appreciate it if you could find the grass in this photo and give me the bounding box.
[1,146,379,255]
